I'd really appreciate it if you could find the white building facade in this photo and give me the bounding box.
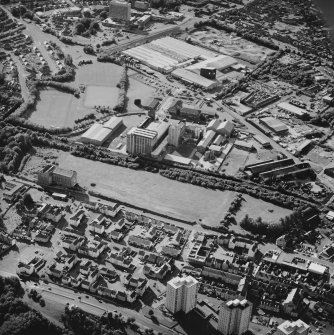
[218,299,252,335]
[165,275,199,314]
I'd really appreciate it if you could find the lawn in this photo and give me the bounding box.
[84,85,119,108]
[25,151,289,228]
[28,62,156,128]
[29,88,83,128]
[234,194,291,224]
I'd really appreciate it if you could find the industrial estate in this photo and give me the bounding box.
[1,0,334,335]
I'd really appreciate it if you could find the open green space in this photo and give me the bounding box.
[29,88,82,128]
[234,194,291,224]
[22,151,291,227]
[28,63,155,128]
[84,85,119,108]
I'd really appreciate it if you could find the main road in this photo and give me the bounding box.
[0,270,179,335]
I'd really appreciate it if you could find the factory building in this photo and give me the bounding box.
[260,117,289,135]
[197,130,216,153]
[168,121,186,147]
[80,117,123,146]
[127,121,169,155]
[216,120,234,137]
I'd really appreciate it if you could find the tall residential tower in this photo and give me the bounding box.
[218,299,252,335]
[165,276,199,314]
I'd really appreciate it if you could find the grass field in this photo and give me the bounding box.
[29,88,82,128]
[28,63,155,128]
[21,150,291,228]
[235,194,291,224]
[84,85,119,108]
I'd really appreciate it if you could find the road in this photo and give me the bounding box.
[216,101,300,161]
[0,270,180,335]
[11,54,30,102]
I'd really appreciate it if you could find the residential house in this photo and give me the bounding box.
[128,235,153,250]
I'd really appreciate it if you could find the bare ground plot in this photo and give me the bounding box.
[3,207,23,233]
[304,146,333,167]
[221,147,253,176]
[190,28,274,65]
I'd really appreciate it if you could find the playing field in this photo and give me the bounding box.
[84,85,119,108]
[29,88,82,128]
[30,151,290,227]
[28,62,156,128]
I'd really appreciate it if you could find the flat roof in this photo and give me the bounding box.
[261,116,288,132]
[278,102,307,116]
[103,116,123,130]
[172,68,217,89]
[168,275,198,289]
[128,127,157,139]
[186,55,237,71]
[146,121,170,139]
[308,262,327,275]
[53,167,75,178]
[164,154,191,165]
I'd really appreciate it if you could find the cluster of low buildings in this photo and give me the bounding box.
[244,157,313,181]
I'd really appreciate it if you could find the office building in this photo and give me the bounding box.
[109,0,131,21]
[38,165,77,188]
[166,276,199,314]
[218,298,252,335]
[277,320,310,335]
[168,121,185,147]
[126,127,157,155]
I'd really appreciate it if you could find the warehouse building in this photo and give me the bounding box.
[127,121,169,155]
[123,37,217,74]
[260,117,289,135]
[277,102,308,118]
[171,68,218,90]
[197,130,216,153]
[80,117,123,146]
[127,128,157,155]
[216,120,234,137]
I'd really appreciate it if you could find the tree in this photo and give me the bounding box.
[22,193,34,208]
[64,54,73,66]
[148,309,154,316]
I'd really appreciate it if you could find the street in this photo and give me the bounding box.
[0,270,179,335]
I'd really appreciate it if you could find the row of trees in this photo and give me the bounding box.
[73,18,99,37]
[71,145,140,170]
[114,66,129,113]
[61,307,127,335]
[0,124,33,174]
[0,122,72,175]
[240,210,310,239]
[37,80,79,97]
[159,167,315,211]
